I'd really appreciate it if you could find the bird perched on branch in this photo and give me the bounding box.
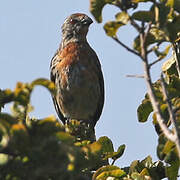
[50,13,104,131]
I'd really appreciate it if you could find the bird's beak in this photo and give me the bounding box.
[81,17,93,26]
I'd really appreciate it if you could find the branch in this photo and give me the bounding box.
[149,57,163,67]
[160,73,180,158]
[143,58,176,142]
[129,17,141,33]
[126,74,144,78]
[139,24,176,143]
[112,36,140,57]
[0,148,18,157]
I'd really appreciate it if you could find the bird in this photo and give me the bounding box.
[50,13,104,131]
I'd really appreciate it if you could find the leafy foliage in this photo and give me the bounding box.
[0,79,125,179]
[0,79,168,179]
[89,0,180,179]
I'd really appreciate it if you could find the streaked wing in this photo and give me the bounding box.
[50,52,66,124]
[90,50,105,127]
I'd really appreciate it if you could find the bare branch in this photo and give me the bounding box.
[112,36,140,57]
[149,57,163,67]
[129,17,141,33]
[144,22,152,43]
[126,74,144,78]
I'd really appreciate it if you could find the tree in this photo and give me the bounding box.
[0,0,180,179]
[89,0,180,179]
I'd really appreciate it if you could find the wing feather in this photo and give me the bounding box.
[50,52,66,124]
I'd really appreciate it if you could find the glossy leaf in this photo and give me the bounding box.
[165,0,174,8]
[131,172,144,180]
[31,78,56,95]
[104,21,124,37]
[132,11,154,22]
[174,0,180,13]
[163,140,175,155]
[166,160,180,180]
[137,99,153,122]
[150,28,168,42]
[162,55,177,76]
[141,156,152,168]
[115,11,130,24]
[0,89,14,109]
[133,33,156,52]
[89,0,114,23]
[104,144,125,161]
[112,144,126,160]
[154,45,171,60]
[56,132,75,142]
[97,136,114,153]
[93,165,126,180]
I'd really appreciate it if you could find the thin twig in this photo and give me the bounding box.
[144,22,152,44]
[129,17,141,33]
[126,74,144,78]
[160,73,180,158]
[112,36,140,57]
[111,159,116,166]
[149,57,163,67]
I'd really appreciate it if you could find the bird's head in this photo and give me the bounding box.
[61,13,93,43]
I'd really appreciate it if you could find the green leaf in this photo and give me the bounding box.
[13,82,31,106]
[129,160,144,174]
[93,165,126,180]
[168,75,180,92]
[31,78,56,95]
[97,136,114,153]
[89,0,114,23]
[137,99,153,122]
[132,11,154,22]
[163,140,175,155]
[115,12,130,24]
[141,156,153,169]
[154,45,171,60]
[150,28,169,42]
[56,132,75,143]
[162,55,177,76]
[139,168,149,176]
[166,0,174,8]
[133,33,156,52]
[112,144,126,160]
[174,0,180,13]
[0,113,17,125]
[131,172,144,180]
[151,3,171,27]
[104,144,125,161]
[104,21,124,37]
[0,89,14,109]
[0,154,9,165]
[166,160,180,180]
[166,15,180,41]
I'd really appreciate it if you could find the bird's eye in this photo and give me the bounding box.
[70,18,78,24]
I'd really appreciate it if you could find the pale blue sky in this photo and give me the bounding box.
[0,0,164,167]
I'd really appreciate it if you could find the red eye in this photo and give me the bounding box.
[70,18,78,24]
